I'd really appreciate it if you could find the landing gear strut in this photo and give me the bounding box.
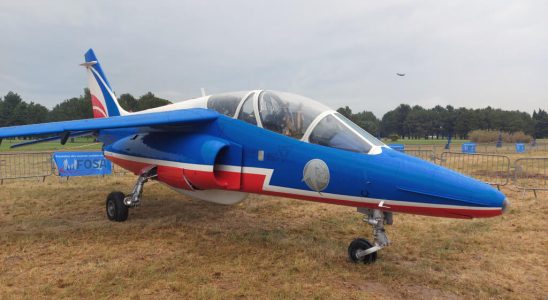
[105,166,157,222]
[348,208,392,264]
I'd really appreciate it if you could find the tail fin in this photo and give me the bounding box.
[81,49,128,118]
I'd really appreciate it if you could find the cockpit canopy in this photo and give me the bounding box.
[206,90,384,154]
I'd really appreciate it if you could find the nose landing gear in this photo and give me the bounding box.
[105,166,157,222]
[348,208,392,264]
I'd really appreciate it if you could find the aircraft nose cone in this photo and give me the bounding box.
[431,168,508,216]
[502,198,511,214]
[387,149,508,217]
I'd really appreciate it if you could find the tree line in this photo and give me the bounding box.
[0,90,546,139]
[338,104,548,139]
[0,89,171,127]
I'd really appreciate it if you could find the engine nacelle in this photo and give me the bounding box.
[108,132,246,204]
[155,134,243,192]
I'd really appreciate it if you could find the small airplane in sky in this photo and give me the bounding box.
[0,49,509,263]
[396,73,406,76]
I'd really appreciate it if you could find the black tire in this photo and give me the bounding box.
[106,191,129,222]
[348,238,377,264]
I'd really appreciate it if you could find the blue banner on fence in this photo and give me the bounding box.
[388,144,405,152]
[462,143,476,154]
[515,143,525,153]
[53,152,112,177]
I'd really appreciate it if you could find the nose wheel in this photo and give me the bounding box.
[348,238,377,263]
[348,208,392,264]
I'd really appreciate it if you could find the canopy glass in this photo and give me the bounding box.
[205,90,384,154]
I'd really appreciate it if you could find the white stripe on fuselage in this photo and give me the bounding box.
[104,151,501,212]
[105,151,214,172]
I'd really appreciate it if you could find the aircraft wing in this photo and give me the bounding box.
[0,108,219,139]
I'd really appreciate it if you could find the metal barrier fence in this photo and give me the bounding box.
[531,143,548,152]
[1,151,547,193]
[0,151,132,183]
[473,143,545,154]
[439,152,510,188]
[112,163,130,175]
[404,142,548,155]
[513,158,548,197]
[403,149,437,162]
[403,144,441,154]
[0,152,54,184]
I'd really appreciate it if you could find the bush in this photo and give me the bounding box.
[468,130,532,143]
[468,130,498,143]
[508,131,532,143]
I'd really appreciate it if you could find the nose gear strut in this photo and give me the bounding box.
[348,207,392,264]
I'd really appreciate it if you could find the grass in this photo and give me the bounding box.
[385,138,548,146]
[2,137,546,153]
[0,138,101,152]
[383,138,469,146]
[0,176,546,299]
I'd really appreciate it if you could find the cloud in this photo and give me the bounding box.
[0,0,546,117]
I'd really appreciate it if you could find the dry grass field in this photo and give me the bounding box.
[0,175,546,299]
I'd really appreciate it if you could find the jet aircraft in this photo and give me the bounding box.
[0,49,509,263]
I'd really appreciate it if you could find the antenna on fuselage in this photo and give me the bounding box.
[200,88,206,97]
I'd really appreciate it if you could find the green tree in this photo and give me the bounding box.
[49,89,93,121]
[10,101,29,126]
[533,109,548,138]
[404,105,432,139]
[118,93,138,112]
[136,92,171,111]
[336,106,353,119]
[381,104,411,138]
[441,105,456,138]
[336,106,380,135]
[430,105,446,139]
[353,111,380,136]
[454,108,472,139]
[1,92,23,126]
[380,110,398,138]
[26,102,49,124]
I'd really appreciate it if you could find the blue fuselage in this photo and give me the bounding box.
[100,114,506,219]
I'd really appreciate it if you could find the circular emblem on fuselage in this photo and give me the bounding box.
[303,159,330,192]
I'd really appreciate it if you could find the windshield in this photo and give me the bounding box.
[207,91,247,117]
[335,113,384,146]
[309,114,372,153]
[258,91,329,139]
[237,93,257,125]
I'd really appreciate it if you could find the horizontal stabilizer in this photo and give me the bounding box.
[80,61,97,67]
[0,108,219,139]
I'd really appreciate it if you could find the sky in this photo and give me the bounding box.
[0,0,546,117]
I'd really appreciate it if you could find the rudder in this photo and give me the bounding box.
[81,49,128,118]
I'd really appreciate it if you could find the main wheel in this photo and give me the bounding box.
[348,238,377,264]
[106,191,129,222]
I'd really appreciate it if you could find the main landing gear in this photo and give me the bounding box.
[106,166,157,222]
[348,208,393,264]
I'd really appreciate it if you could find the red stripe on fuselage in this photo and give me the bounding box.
[104,154,502,219]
